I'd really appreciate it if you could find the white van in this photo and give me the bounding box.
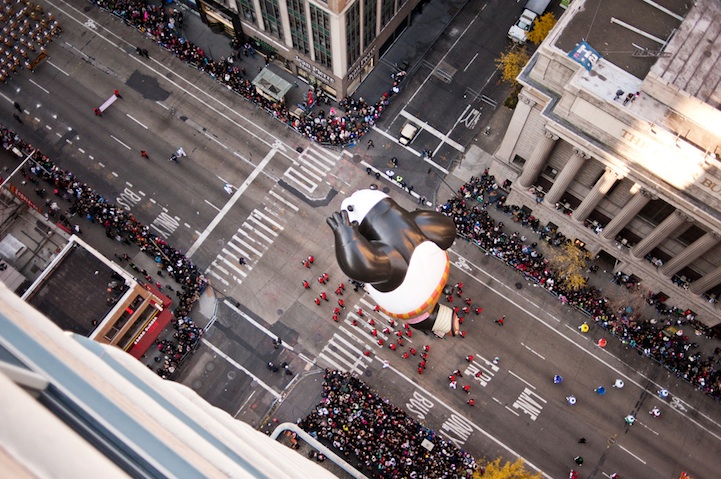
[399,122,419,145]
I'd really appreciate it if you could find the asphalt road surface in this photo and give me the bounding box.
[1,1,718,478]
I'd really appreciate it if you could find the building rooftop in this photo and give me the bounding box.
[555,0,690,80]
[24,242,128,336]
[649,0,721,110]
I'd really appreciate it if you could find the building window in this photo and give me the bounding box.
[310,4,332,69]
[512,154,526,166]
[542,166,558,179]
[236,0,256,24]
[676,224,706,246]
[346,1,361,68]
[287,0,309,54]
[363,0,377,48]
[381,0,395,27]
[260,0,283,40]
[638,199,674,226]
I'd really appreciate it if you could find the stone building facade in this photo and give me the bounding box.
[492,0,721,326]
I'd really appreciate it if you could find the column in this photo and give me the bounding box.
[659,231,720,277]
[690,265,721,295]
[516,130,559,189]
[572,168,619,222]
[601,188,654,241]
[544,149,589,204]
[630,210,688,259]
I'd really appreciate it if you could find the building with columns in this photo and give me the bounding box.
[492,0,721,327]
[195,0,423,98]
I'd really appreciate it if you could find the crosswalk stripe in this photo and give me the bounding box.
[317,353,352,372]
[234,230,266,254]
[209,270,230,285]
[333,329,370,356]
[252,209,284,230]
[212,262,230,275]
[220,249,248,277]
[226,240,249,257]
[262,205,286,222]
[320,348,356,370]
[269,189,299,211]
[297,158,325,177]
[285,168,317,191]
[247,214,279,236]
[242,222,275,244]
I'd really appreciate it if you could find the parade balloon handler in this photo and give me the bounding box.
[327,189,461,337]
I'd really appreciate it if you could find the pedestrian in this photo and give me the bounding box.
[466,355,474,362]
[318,276,326,285]
[142,49,149,58]
[308,255,314,264]
[322,273,329,282]
[332,314,339,322]
[449,380,457,389]
[630,91,640,103]
[367,139,374,149]
[141,150,149,158]
[177,147,187,157]
[389,343,396,351]
[567,396,577,405]
[13,102,22,112]
[493,356,499,365]
[368,318,375,326]
[94,107,102,116]
[303,260,310,268]
[623,92,634,106]
[467,399,475,406]
[302,280,310,289]
[464,297,472,305]
[453,369,462,377]
[12,113,22,123]
[613,379,624,388]
[474,307,482,315]
[495,315,505,326]
[239,257,246,265]
[113,89,122,98]
[338,282,345,291]
[320,292,328,301]
[578,438,587,444]
[357,308,364,317]
[463,384,471,394]
[335,287,342,295]
[338,299,345,308]
[614,89,624,101]
[314,297,321,306]
[224,184,234,195]
[383,360,391,368]
[573,456,583,466]
[410,348,417,355]
[423,345,430,352]
[136,46,143,56]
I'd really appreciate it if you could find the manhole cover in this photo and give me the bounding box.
[206,362,216,372]
[192,381,202,389]
[353,154,363,164]
[227,371,236,380]
[277,308,284,315]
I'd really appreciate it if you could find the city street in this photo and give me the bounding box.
[1,1,719,478]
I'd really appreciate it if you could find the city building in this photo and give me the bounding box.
[22,236,176,359]
[492,0,721,327]
[0,281,337,478]
[195,0,424,98]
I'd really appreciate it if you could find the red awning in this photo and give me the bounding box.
[127,307,173,359]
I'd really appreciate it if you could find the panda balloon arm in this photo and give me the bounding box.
[408,210,457,250]
[327,211,400,286]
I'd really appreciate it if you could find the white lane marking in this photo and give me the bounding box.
[463,52,479,72]
[187,148,277,257]
[149,198,156,204]
[204,199,221,212]
[126,114,148,129]
[110,135,131,150]
[521,343,545,360]
[617,444,647,465]
[505,406,520,416]
[508,370,536,390]
[111,172,118,177]
[448,249,721,440]
[399,110,465,152]
[201,339,280,400]
[369,126,449,174]
[155,101,169,110]
[47,60,70,76]
[29,79,49,93]
[126,181,133,187]
[46,124,52,130]
[235,390,256,418]
[78,148,85,153]
[222,299,294,351]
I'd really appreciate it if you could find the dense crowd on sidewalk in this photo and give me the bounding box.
[1,124,206,376]
[299,370,478,478]
[439,172,721,400]
[91,0,401,147]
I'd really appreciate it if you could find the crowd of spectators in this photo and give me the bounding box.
[152,316,203,379]
[1,124,206,376]
[299,369,478,478]
[439,171,721,400]
[1,0,61,83]
[92,0,401,147]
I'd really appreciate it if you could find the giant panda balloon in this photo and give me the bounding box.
[326,189,461,336]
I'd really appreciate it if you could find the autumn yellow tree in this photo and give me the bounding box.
[527,12,557,45]
[495,47,530,85]
[548,241,592,291]
[473,457,542,479]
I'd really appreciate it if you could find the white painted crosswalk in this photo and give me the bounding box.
[206,184,294,287]
[284,145,343,194]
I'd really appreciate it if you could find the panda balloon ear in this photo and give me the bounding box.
[347,205,354,212]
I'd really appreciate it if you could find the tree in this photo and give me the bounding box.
[548,241,592,291]
[495,47,530,85]
[473,457,542,479]
[527,12,557,45]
